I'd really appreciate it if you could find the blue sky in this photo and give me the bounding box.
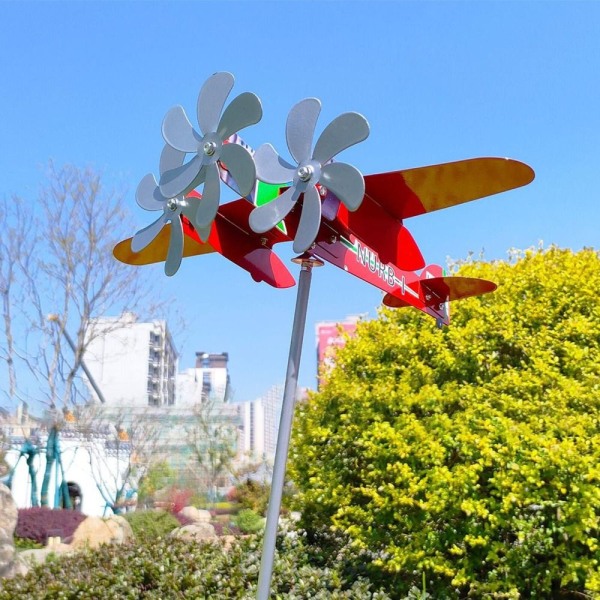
[1,1,599,404]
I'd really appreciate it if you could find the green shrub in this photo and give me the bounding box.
[291,248,600,598]
[233,479,271,515]
[234,508,264,534]
[13,537,43,551]
[123,509,181,541]
[0,534,393,599]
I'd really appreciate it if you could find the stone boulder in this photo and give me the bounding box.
[69,515,134,550]
[170,522,217,542]
[178,506,211,524]
[0,483,18,578]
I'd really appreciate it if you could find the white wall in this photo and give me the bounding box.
[6,434,130,517]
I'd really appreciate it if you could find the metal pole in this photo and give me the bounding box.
[257,255,323,600]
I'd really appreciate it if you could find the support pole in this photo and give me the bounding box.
[257,255,323,600]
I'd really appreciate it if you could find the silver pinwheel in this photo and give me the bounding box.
[248,98,370,254]
[160,71,262,237]
[131,145,204,277]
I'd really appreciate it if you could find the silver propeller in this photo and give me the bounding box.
[131,145,203,277]
[248,98,369,254]
[159,71,262,236]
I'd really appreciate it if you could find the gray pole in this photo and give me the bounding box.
[256,255,323,600]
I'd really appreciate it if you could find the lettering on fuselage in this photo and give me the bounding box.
[356,242,396,288]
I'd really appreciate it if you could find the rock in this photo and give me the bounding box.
[170,522,217,542]
[69,515,133,550]
[0,483,18,579]
[178,506,211,523]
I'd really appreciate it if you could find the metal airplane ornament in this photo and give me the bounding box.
[113,72,535,599]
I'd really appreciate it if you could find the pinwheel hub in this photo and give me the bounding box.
[297,165,313,182]
[166,198,179,212]
[203,140,218,156]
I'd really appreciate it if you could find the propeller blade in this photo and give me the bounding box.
[162,106,199,153]
[254,143,295,184]
[164,217,184,276]
[320,162,365,212]
[159,155,205,198]
[249,186,299,234]
[131,215,166,252]
[286,98,321,165]
[217,92,263,140]
[136,174,164,211]
[195,163,220,229]
[220,142,256,197]
[159,144,186,176]
[293,184,322,253]
[197,72,234,135]
[313,112,370,165]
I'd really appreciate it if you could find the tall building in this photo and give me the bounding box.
[84,312,178,407]
[177,352,231,406]
[239,384,284,463]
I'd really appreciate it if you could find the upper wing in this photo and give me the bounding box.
[363,157,535,221]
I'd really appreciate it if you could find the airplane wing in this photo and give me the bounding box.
[363,157,535,221]
[113,199,295,288]
[113,218,215,266]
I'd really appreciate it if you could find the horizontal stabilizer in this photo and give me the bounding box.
[420,276,496,305]
[383,274,496,326]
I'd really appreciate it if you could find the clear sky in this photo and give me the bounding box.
[1,1,599,405]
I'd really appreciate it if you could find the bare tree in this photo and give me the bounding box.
[77,405,161,515]
[0,163,174,506]
[0,195,37,407]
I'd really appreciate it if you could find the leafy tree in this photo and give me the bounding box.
[137,459,175,508]
[290,247,600,599]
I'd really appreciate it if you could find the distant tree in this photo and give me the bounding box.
[291,247,600,598]
[0,164,172,507]
[0,195,36,406]
[78,405,161,515]
[187,397,238,504]
[137,459,175,509]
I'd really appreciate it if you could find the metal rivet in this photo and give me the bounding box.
[203,141,217,156]
[297,165,313,182]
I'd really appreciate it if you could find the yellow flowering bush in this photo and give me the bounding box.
[290,247,600,598]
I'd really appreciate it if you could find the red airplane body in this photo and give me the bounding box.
[113,157,534,325]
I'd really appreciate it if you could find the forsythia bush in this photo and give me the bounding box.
[290,247,600,598]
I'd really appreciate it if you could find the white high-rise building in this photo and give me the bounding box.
[239,384,284,462]
[177,352,231,406]
[84,312,177,407]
